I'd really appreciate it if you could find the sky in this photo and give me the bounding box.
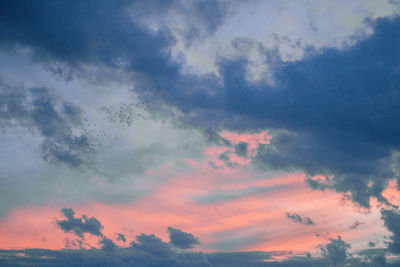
[1,0,400,266]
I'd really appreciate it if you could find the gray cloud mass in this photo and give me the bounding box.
[167,226,200,249]
[0,82,96,167]
[56,208,103,238]
[1,1,400,208]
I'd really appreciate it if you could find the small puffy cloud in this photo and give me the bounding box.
[167,226,200,249]
[56,208,103,238]
[286,212,315,226]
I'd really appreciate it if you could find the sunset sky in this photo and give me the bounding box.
[1,1,400,266]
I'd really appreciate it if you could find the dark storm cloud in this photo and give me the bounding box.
[381,209,400,254]
[286,212,315,226]
[167,226,200,249]
[0,83,96,167]
[56,208,103,238]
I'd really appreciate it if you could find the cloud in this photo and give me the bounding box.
[100,237,117,252]
[2,5,400,264]
[319,236,350,266]
[0,82,96,167]
[218,150,239,169]
[56,208,103,238]
[0,0,177,77]
[3,208,400,266]
[1,240,396,266]
[130,233,173,257]
[129,0,229,46]
[286,212,315,226]
[381,208,400,254]
[167,226,200,249]
[116,233,126,243]
[240,17,400,207]
[234,141,248,157]
[2,2,400,210]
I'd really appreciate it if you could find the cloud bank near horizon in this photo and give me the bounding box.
[1,207,399,266]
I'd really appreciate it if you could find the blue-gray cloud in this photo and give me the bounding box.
[167,226,200,249]
[234,141,248,157]
[240,17,400,207]
[1,0,400,214]
[100,237,117,253]
[4,206,400,266]
[381,209,400,254]
[319,236,350,266]
[56,208,103,238]
[218,150,239,169]
[1,238,397,266]
[130,233,173,257]
[116,233,127,243]
[129,0,229,47]
[0,1,177,78]
[0,82,96,167]
[286,212,315,226]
